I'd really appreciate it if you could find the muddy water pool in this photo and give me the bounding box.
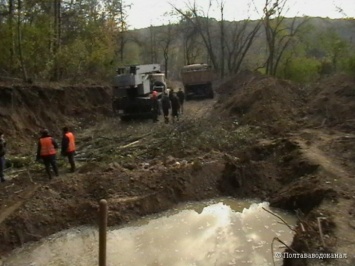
[3,198,296,266]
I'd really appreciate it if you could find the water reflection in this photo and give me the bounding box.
[4,199,295,266]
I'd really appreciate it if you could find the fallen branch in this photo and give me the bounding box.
[271,237,299,266]
[120,140,140,149]
[5,183,15,189]
[4,168,27,173]
[317,217,326,248]
[262,207,295,232]
[300,222,306,232]
[26,168,34,183]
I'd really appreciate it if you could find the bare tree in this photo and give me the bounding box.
[172,1,220,73]
[53,0,61,80]
[179,18,203,65]
[17,0,27,81]
[219,0,225,77]
[157,23,176,78]
[9,0,15,69]
[262,0,309,76]
[172,0,261,77]
[150,25,157,63]
[225,19,262,74]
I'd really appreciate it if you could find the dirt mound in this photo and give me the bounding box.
[0,84,112,152]
[307,74,355,131]
[215,70,265,95]
[215,71,305,133]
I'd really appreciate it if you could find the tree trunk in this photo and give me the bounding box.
[17,0,28,82]
[9,0,15,71]
[220,2,225,78]
[53,0,61,80]
[150,26,157,63]
[164,51,168,78]
[119,0,125,62]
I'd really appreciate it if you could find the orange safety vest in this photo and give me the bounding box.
[40,137,56,156]
[65,132,76,152]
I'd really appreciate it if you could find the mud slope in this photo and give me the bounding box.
[0,84,112,150]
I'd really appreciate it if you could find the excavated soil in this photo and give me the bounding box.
[1,73,355,265]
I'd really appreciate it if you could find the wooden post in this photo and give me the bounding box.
[99,199,108,266]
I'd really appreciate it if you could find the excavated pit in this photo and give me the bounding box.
[1,73,355,265]
[0,137,334,266]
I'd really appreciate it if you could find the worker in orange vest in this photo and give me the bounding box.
[151,90,159,123]
[36,129,59,179]
[61,126,76,172]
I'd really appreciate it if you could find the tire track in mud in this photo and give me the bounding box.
[291,129,355,265]
[0,184,40,225]
[183,98,217,119]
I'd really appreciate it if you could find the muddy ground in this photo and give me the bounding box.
[0,73,355,265]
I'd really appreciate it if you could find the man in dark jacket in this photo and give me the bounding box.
[161,93,171,123]
[177,88,185,114]
[169,88,174,101]
[170,93,180,123]
[0,132,6,182]
[61,127,76,173]
[36,129,59,179]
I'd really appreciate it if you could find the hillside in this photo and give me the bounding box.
[130,17,355,79]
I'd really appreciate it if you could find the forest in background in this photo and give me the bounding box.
[0,0,354,84]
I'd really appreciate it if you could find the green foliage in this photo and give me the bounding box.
[0,26,12,69]
[343,55,355,74]
[0,1,127,82]
[279,57,321,83]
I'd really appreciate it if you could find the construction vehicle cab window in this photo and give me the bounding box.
[112,64,167,121]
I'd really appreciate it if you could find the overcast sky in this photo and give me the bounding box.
[125,0,354,29]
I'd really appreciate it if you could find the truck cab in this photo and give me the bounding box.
[112,64,167,120]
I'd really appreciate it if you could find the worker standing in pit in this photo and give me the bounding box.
[61,126,76,173]
[36,129,59,179]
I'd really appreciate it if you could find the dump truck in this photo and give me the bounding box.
[112,64,167,120]
[180,63,215,100]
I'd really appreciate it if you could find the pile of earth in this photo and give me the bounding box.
[215,71,307,134]
[306,73,355,131]
[0,84,112,153]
